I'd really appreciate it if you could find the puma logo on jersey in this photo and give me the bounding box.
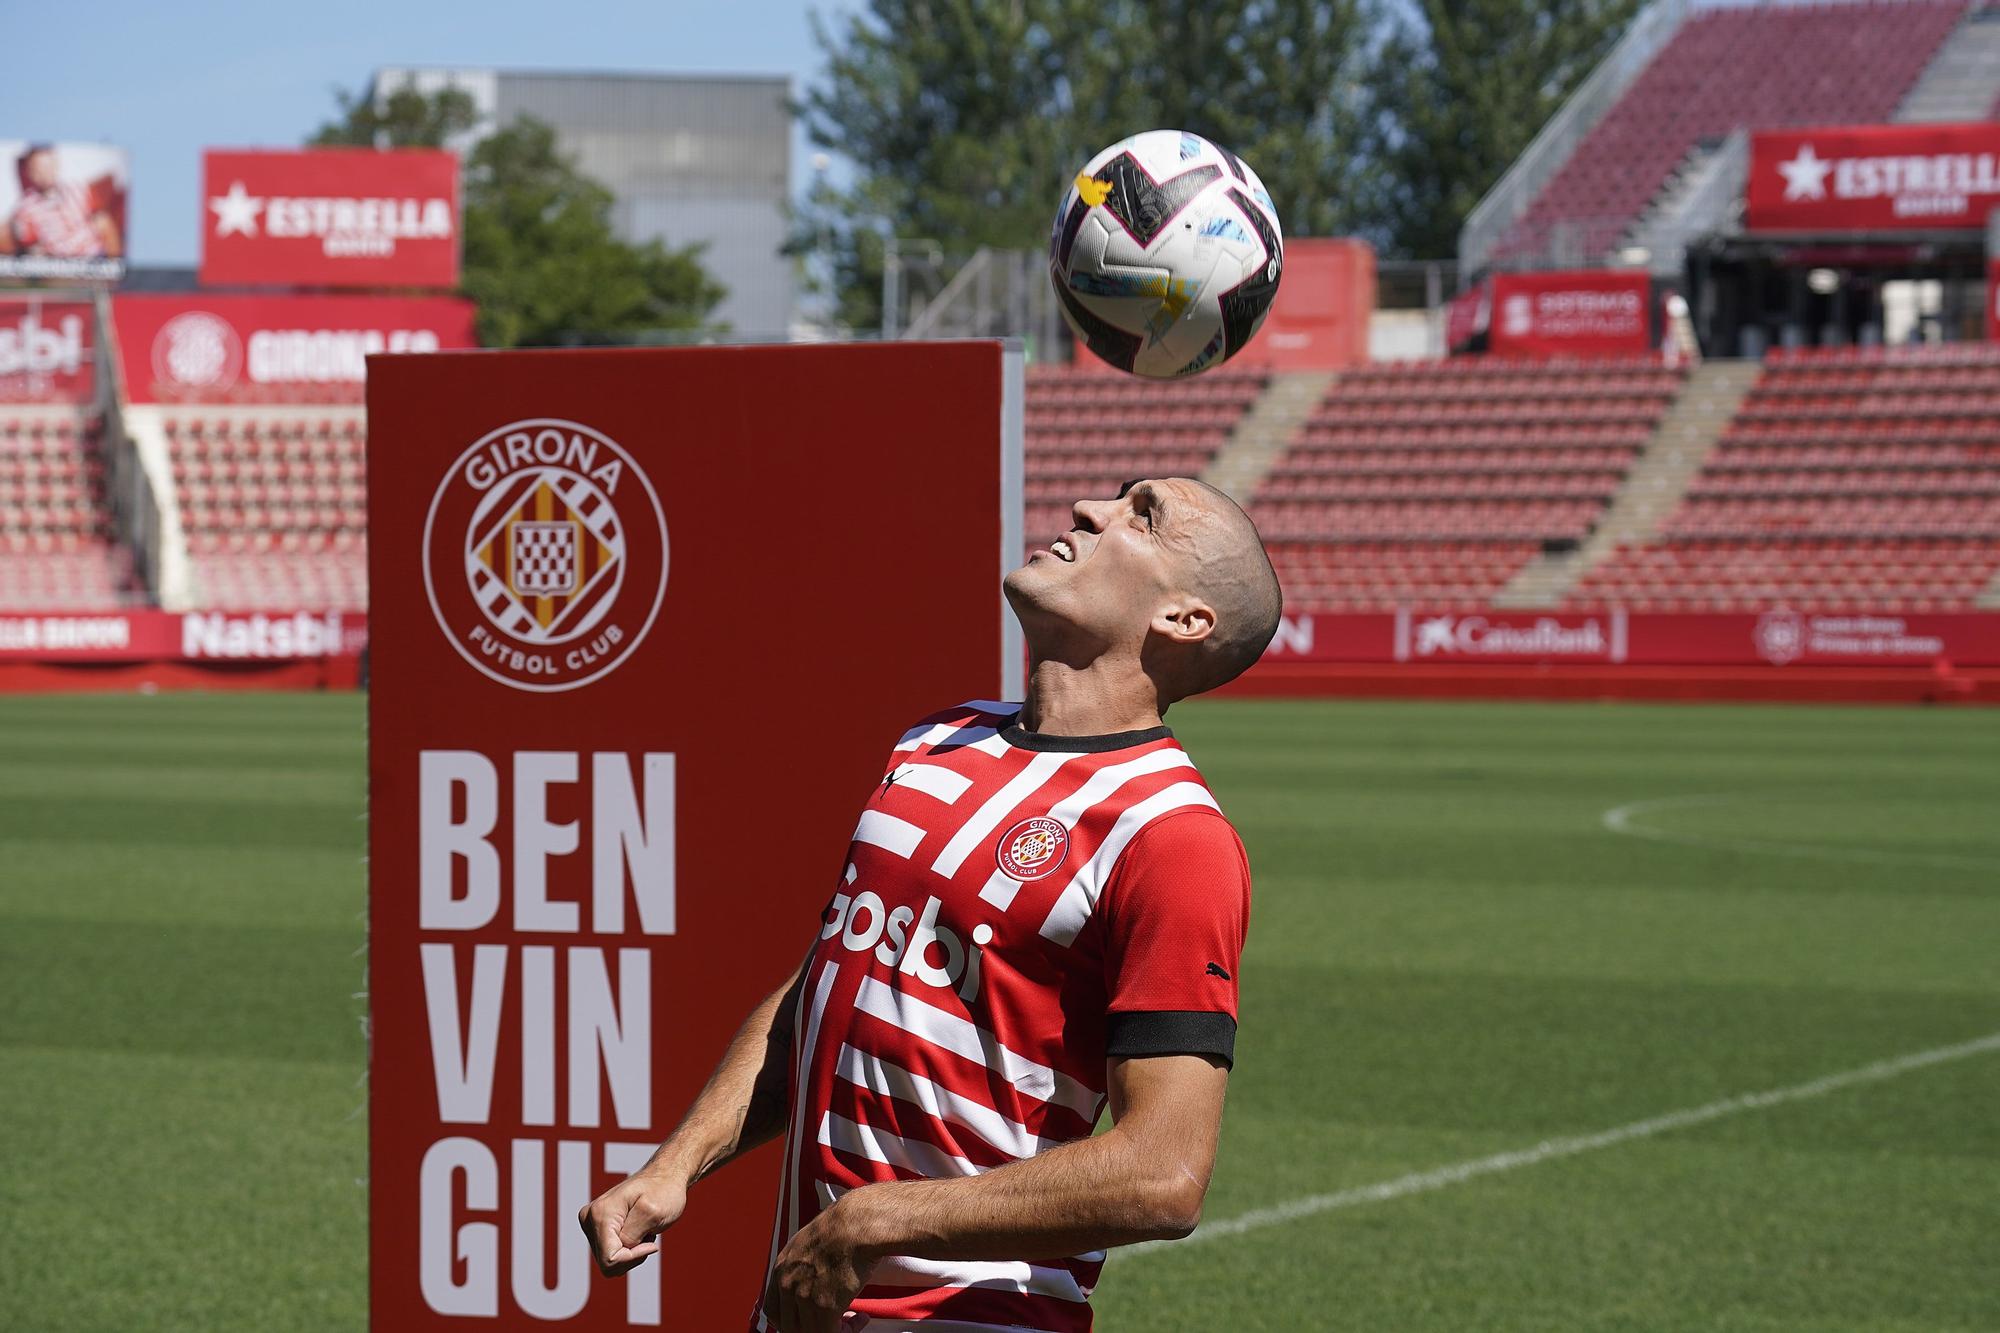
[1205,962,1232,980]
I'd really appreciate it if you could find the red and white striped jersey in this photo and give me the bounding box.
[754,700,1252,1332]
[10,183,103,258]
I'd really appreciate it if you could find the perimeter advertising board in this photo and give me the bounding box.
[110,294,477,404]
[367,342,1023,1329]
[1748,122,2000,233]
[201,149,460,289]
[1487,270,1652,358]
[0,298,94,403]
[0,141,127,283]
[1258,609,2000,667]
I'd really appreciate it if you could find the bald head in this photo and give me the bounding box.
[1004,475,1284,706]
[1167,480,1283,700]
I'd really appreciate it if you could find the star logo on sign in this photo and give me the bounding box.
[209,181,264,237]
[1778,145,1833,201]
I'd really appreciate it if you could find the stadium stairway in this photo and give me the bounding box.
[1494,360,1757,607]
[1896,3,2000,122]
[1200,371,1339,505]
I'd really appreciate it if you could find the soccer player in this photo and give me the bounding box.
[581,477,1282,1332]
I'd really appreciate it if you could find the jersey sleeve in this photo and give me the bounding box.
[1097,808,1252,1067]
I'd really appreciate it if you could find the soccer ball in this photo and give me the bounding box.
[1049,130,1284,379]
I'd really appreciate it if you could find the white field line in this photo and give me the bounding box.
[1121,1030,2000,1257]
[1602,794,2000,873]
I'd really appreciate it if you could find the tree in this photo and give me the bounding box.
[1359,0,1641,260]
[310,85,480,150]
[797,0,1371,332]
[458,119,726,348]
[310,89,726,347]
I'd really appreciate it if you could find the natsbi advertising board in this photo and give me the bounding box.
[201,148,459,288]
[1748,121,2000,232]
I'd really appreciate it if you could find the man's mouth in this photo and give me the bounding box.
[1048,537,1076,562]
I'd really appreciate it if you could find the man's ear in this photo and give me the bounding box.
[1151,599,1216,647]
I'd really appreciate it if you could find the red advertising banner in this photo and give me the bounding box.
[0,610,365,661]
[1,140,128,283]
[0,298,94,403]
[1260,608,2000,667]
[1487,270,1651,357]
[1238,238,1374,371]
[1747,122,2000,233]
[110,293,477,404]
[366,342,1020,1329]
[201,149,459,289]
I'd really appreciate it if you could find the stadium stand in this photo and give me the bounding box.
[1023,366,1266,541]
[1251,358,1687,611]
[1568,345,2000,612]
[0,407,145,609]
[1490,0,1966,265]
[163,408,369,611]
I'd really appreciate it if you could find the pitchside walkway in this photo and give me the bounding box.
[1199,371,1338,505]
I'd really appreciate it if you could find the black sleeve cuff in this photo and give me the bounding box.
[1106,1010,1237,1068]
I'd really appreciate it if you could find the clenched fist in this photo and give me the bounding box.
[578,1167,689,1277]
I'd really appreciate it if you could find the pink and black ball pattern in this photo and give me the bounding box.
[1049,131,1283,379]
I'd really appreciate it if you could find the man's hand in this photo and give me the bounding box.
[578,1167,689,1277]
[761,1196,878,1332]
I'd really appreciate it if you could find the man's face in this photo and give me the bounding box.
[24,151,57,191]
[1004,477,1209,654]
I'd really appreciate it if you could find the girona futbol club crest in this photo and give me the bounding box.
[997,816,1070,881]
[422,417,667,692]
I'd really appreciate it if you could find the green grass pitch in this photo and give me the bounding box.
[1,693,1995,1331]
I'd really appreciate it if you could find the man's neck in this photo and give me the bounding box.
[1016,655,1163,737]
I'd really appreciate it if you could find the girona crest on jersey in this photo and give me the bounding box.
[997,815,1071,881]
[422,417,667,692]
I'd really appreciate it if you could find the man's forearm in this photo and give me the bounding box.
[639,964,803,1186]
[830,1122,1206,1265]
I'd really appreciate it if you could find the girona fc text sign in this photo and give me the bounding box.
[367,342,1022,1329]
[110,293,476,404]
[1748,122,2000,233]
[201,148,459,289]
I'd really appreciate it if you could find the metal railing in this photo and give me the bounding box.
[87,291,166,606]
[897,248,1070,362]
[1640,129,1748,275]
[1458,0,1691,278]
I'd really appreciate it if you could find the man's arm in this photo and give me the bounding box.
[579,957,807,1276]
[762,1052,1227,1332]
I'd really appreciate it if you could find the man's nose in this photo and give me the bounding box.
[1072,497,1115,531]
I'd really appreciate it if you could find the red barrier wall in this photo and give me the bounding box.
[1234,609,2000,703]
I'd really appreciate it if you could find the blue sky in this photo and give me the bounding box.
[2,0,849,265]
